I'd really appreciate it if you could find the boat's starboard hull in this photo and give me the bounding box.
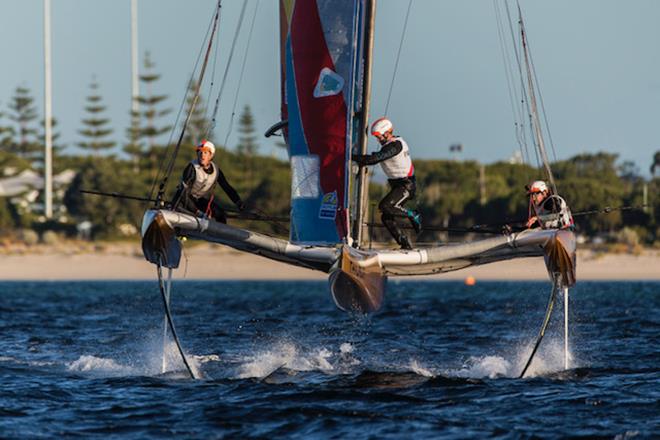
[141,210,182,269]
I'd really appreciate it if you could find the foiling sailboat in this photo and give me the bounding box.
[141,0,576,379]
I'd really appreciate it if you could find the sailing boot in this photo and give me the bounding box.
[407,209,422,234]
[398,234,413,250]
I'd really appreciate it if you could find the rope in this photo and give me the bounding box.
[517,2,556,193]
[149,1,221,200]
[525,34,559,165]
[504,0,535,167]
[384,0,412,115]
[205,0,249,140]
[224,0,261,147]
[493,0,531,169]
[155,0,223,204]
[202,15,222,126]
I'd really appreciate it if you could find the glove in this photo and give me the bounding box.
[352,154,368,166]
[236,200,247,212]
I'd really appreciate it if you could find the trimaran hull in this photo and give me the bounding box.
[141,209,576,313]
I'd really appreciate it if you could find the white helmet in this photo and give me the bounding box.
[370,117,393,137]
[527,180,548,194]
[196,139,215,156]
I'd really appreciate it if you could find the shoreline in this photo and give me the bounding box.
[0,243,658,281]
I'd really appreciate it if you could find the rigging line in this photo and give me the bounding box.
[383,0,412,115]
[250,206,290,235]
[525,38,559,166]
[518,3,555,190]
[504,0,535,167]
[519,279,558,378]
[494,0,527,164]
[156,0,223,204]
[157,262,198,379]
[206,0,249,140]
[149,1,221,200]
[224,0,260,147]
[203,17,223,127]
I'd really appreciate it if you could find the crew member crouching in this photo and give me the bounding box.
[172,139,245,222]
[525,180,574,230]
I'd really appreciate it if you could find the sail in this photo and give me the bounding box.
[279,0,366,245]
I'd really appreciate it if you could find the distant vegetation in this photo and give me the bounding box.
[0,54,658,247]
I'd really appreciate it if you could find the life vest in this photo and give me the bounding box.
[379,136,414,179]
[189,160,217,199]
[534,194,574,229]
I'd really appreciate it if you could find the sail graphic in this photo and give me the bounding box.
[279,0,365,245]
[140,1,576,318]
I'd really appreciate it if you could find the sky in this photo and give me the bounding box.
[0,0,658,176]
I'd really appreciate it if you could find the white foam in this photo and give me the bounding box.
[516,339,575,378]
[194,354,220,364]
[236,341,357,379]
[408,359,435,377]
[158,340,202,378]
[67,355,135,376]
[339,343,354,354]
[450,355,513,379]
[237,342,297,379]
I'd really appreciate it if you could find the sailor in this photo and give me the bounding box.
[353,117,422,250]
[525,180,574,230]
[172,139,246,222]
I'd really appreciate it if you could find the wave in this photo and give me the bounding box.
[67,355,136,376]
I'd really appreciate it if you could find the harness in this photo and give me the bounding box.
[380,136,414,179]
[531,194,574,229]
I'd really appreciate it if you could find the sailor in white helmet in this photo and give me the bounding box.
[172,139,246,222]
[525,180,574,230]
[353,117,422,250]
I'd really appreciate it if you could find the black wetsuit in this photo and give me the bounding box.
[172,162,243,223]
[354,138,419,249]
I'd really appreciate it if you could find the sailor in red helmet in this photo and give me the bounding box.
[353,117,422,250]
[525,180,574,230]
[172,139,246,222]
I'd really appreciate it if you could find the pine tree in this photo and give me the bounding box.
[651,151,660,177]
[236,105,258,156]
[7,86,40,162]
[36,117,64,171]
[0,107,15,153]
[137,51,172,148]
[236,105,259,191]
[78,78,116,156]
[124,111,142,171]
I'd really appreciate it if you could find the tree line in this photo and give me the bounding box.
[0,54,658,245]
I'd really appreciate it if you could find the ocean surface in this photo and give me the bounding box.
[1,280,658,439]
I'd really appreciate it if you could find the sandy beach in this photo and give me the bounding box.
[0,242,657,281]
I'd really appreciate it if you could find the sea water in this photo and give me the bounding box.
[1,280,658,438]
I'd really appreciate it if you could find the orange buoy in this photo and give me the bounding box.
[464,276,476,286]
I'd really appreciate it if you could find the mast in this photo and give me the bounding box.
[352,0,376,247]
[43,0,53,219]
[518,6,556,194]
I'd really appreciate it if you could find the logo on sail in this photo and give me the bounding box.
[319,191,338,220]
[313,67,344,98]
